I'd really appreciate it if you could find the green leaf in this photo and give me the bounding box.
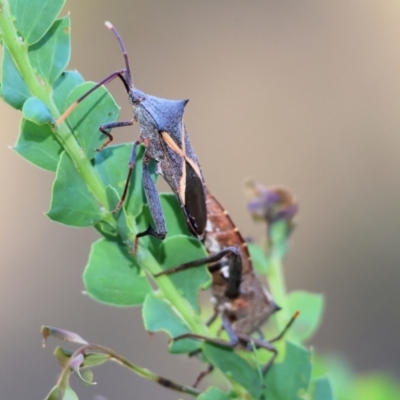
[160,193,192,237]
[1,45,30,109]
[114,201,137,245]
[54,347,72,368]
[202,343,263,399]
[312,354,353,400]
[28,17,71,85]
[83,238,151,306]
[10,0,65,45]
[157,235,210,314]
[353,374,400,400]
[48,152,102,226]
[54,346,109,369]
[80,369,94,386]
[288,291,325,342]
[53,71,84,112]
[248,242,270,274]
[22,97,53,125]
[45,386,78,400]
[66,82,120,160]
[94,143,146,218]
[143,293,200,354]
[312,377,335,400]
[82,353,109,368]
[263,341,312,400]
[14,119,62,171]
[197,387,231,400]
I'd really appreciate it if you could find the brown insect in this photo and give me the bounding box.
[155,189,298,384]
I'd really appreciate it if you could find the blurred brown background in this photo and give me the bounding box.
[1,1,400,399]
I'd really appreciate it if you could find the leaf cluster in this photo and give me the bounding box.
[1,0,400,399]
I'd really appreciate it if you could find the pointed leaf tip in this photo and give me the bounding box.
[69,354,97,385]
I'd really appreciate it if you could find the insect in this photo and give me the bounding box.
[57,22,207,243]
[155,189,298,383]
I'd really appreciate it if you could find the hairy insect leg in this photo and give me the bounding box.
[211,247,242,300]
[57,69,129,125]
[97,119,135,151]
[154,246,240,278]
[240,311,300,375]
[173,314,239,348]
[269,310,300,343]
[155,375,200,396]
[205,307,219,327]
[113,140,139,213]
[237,333,278,374]
[193,364,214,388]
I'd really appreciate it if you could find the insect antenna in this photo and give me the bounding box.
[105,21,133,88]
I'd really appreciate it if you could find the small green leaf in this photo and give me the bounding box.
[80,369,94,386]
[82,353,109,368]
[53,71,84,112]
[202,343,263,399]
[312,376,335,400]
[143,293,199,354]
[114,202,137,246]
[14,119,62,171]
[83,238,151,306]
[1,45,30,109]
[66,82,120,160]
[10,0,65,45]
[44,385,78,400]
[248,242,270,274]
[158,235,210,314]
[94,143,146,218]
[54,346,72,368]
[48,152,102,226]
[28,17,71,85]
[53,346,109,369]
[197,386,231,400]
[22,97,53,125]
[288,291,325,342]
[69,354,96,385]
[263,341,312,400]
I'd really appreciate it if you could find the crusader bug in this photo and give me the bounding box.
[57,22,207,242]
[156,189,299,383]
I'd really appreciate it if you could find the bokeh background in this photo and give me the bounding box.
[1,1,400,399]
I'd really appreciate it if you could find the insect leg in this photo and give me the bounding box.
[134,158,167,241]
[239,311,300,375]
[237,333,278,375]
[112,140,139,213]
[268,311,300,343]
[57,69,129,125]
[192,365,214,388]
[154,246,239,277]
[211,247,242,300]
[97,119,135,151]
[173,313,239,348]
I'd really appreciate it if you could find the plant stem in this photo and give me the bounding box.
[0,0,115,228]
[141,252,210,336]
[268,255,290,332]
[0,0,208,338]
[66,344,201,397]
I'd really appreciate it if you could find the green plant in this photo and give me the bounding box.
[1,1,399,399]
